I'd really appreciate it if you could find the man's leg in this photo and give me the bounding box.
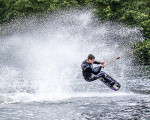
[85,75,97,82]
[95,71,114,85]
[86,71,114,84]
[85,71,106,82]
[94,71,106,79]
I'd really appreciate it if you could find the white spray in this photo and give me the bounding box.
[0,10,144,102]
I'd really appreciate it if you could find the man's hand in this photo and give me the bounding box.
[101,64,105,68]
[100,62,105,68]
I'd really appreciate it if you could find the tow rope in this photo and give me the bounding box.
[103,42,150,67]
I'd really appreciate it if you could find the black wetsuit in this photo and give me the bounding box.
[81,60,105,82]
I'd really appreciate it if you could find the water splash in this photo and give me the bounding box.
[0,10,144,103]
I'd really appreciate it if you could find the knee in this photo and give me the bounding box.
[101,73,105,78]
[98,72,106,78]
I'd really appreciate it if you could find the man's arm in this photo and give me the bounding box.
[94,61,105,68]
[94,61,105,64]
[93,61,101,64]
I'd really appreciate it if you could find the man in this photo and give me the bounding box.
[81,54,114,85]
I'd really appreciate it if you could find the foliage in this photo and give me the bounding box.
[0,0,150,64]
[92,0,150,64]
[133,39,150,64]
[0,0,79,23]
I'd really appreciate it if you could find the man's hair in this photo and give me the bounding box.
[88,54,95,60]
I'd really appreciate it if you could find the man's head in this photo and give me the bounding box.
[87,54,95,64]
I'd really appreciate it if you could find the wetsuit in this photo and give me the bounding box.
[81,60,106,82]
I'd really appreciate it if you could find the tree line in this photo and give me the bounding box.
[0,0,150,64]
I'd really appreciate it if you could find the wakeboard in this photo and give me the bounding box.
[99,74,121,91]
